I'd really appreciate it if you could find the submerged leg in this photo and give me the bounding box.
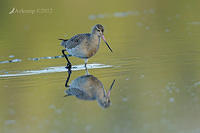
[84,59,88,73]
[64,68,72,97]
[62,49,71,69]
[65,68,72,88]
[85,67,89,75]
[84,59,88,68]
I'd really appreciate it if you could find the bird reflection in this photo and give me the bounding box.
[64,68,115,108]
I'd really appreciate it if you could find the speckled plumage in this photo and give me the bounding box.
[62,33,90,49]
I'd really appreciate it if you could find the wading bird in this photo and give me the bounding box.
[60,24,112,69]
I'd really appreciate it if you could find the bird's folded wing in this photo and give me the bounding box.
[66,33,90,49]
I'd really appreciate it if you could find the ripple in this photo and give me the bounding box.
[89,10,140,20]
[187,21,200,25]
[0,55,67,65]
[0,59,22,64]
[89,9,155,20]
[9,55,15,58]
[28,55,66,61]
[4,120,16,125]
[0,64,112,78]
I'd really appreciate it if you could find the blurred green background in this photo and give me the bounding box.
[1,0,200,133]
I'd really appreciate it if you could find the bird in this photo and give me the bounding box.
[59,24,113,69]
[64,74,115,108]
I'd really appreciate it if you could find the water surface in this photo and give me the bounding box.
[1,0,200,133]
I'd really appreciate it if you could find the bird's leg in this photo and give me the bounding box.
[65,67,72,88]
[85,68,89,75]
[62,49,71,69]
[84,59,88,69]
[84,59,89,74]
[64,69,72,97]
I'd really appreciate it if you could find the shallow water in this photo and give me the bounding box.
[1,0,200,133]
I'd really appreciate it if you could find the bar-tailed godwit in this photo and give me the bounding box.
[59,24,112,69]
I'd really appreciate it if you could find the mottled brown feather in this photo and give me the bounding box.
[65,33,90,49]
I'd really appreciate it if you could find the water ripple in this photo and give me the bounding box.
[88,9,155,20]
[0,64,112,78]
[0,59,22,64]
[28,55,66,61]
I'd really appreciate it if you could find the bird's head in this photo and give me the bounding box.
[92,24,104,36]
[92,24,113,52]
[97,80,115,108]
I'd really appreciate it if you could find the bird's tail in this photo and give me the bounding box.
[59,39,68,48]
[64,89,72,97]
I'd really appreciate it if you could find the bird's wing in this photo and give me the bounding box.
[66,88,84,96]
[66,88,93,100]
[65,33,90,49]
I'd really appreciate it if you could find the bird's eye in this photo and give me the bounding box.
[97,29,101,32]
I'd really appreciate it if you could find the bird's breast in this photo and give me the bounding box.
[85,37,100,57]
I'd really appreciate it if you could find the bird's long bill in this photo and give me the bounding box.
[107,80,116,97]
[101,35,113,52]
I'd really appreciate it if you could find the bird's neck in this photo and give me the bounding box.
[90,34,101,45]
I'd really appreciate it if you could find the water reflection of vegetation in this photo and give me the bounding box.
[64,69,115,108]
